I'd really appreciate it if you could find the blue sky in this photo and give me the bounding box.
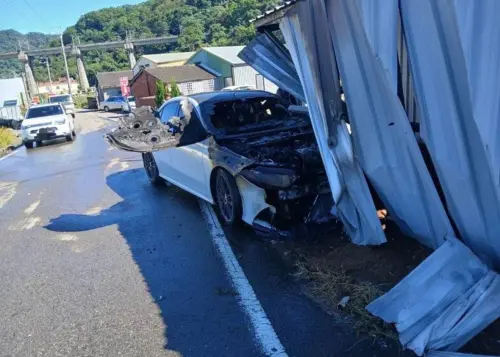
[1,0,145,34]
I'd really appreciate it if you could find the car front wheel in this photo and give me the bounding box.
[104,106,109,112]
[142,153,163,186]
[214,169,242,226]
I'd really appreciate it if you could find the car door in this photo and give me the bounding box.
[153,100,180,176]
[110,97,121,110]
[166,101,210,200]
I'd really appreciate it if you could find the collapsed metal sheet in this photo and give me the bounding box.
[280,0,386,245]
[367,237,500,355]
[401,0,500,267]
[323,0,455,249]
[238,34,304,102]
[454,0,500,191]
[428,352,497,357]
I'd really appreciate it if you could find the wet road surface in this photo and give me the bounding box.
[0,111,394,356]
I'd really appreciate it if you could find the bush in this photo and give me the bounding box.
[155,79,166,108]
[73,94,89,109]
[0,128,15,150]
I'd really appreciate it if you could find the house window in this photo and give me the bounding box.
[186,82,193,94]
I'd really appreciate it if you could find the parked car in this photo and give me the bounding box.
[21,103,76,149]
[106,91,332,237]
[49,94,76,118]
[99,96,128,112]
[121,96,136,113]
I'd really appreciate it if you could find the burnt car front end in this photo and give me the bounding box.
[204,93,334,238]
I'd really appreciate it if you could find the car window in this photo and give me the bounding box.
[160,102,180,123]
[49,95,71,103]
[26,105,64,119]
[108,97,116,102]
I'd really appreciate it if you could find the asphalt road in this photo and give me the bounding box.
[0,111,396,357]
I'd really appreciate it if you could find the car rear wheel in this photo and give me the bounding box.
[214,169,242,226]
[104,106,110,112]
[142,153,163,186]
[24,141,34,149]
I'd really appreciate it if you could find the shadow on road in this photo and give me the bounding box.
[44,168,258,356]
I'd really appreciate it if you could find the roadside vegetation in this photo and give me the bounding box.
[0,127,16,152]
[283,221,433,342]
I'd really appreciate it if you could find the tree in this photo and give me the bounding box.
[209,24,230,46]
[170,80,181,97]
[178,16,205,51]
[155,79,165,108]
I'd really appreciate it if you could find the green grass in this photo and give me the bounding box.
[73,94,90,109]
[0,128,15,151]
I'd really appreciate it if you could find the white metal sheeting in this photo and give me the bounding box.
[367,237,500,355]
[280,0,386,245]
[454,0,500,191]
[238,34,304,102]
[428,352,497,357]
[401,0,500,267]
[324,0,455,249]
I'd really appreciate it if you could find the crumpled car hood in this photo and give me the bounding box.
[105,106,182,153]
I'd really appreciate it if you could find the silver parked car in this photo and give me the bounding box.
[99,96,127,112]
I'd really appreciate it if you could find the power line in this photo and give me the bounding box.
[20,0,49,24]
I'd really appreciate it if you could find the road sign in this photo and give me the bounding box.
[120,77,130,96]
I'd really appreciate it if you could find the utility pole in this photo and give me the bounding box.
[60,33,72,95]
[41,58,53,93]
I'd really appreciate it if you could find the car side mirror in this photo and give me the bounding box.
[71,113,75,119]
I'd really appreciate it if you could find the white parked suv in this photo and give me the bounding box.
[21,103,76,149]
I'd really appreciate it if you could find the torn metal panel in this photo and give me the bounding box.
[357,0,398,92]
[235,176,273,225]
[281,0,386,246]
[238,34,305,102]
[427,352,497,357]
[322,0,454,249]
[367,237,500,356]
[401,0,500,266]
[454,0,500,191]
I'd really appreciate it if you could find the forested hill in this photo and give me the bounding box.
[0,0,280,85]
[0,30,57,79]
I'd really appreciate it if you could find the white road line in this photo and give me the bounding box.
[0,147,20,162]
[198,201,288,357]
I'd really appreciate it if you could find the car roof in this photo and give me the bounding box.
[188,90,278,105]
[29,103,63,108]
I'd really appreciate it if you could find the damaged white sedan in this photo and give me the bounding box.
[106,91,332,238]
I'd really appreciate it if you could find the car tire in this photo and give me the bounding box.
[104,106,110,112]
[142,153,163,186]
[35,140,42,147]
[214,169,242,226]
[24,141,34,149]
[66,132,74,142]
